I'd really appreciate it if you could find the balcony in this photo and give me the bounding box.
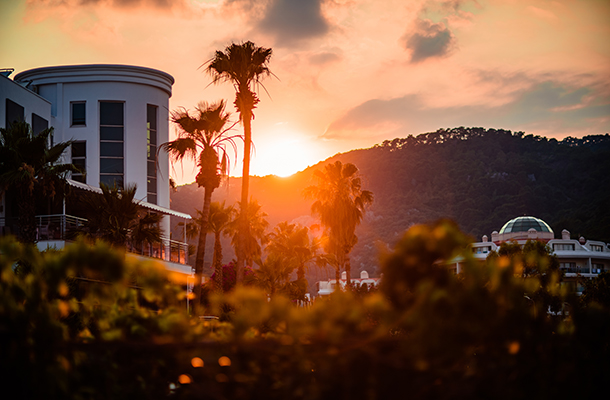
[561,266,590,274]
[1,214,190,267]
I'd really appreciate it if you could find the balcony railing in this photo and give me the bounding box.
[561,266,591,274]
[1,214,189,265]
[128,239,189,265]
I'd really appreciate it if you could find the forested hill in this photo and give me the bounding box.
[171,127,610,278]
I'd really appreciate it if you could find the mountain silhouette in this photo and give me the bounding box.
[170,127,610,283]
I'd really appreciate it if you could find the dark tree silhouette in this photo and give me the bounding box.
[206,41,273,284]
[160,101,236,314]
[0,121,78,243]
[304,161,373,286]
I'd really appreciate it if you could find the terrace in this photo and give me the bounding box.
[0,180,193,276]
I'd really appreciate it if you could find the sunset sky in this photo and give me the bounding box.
[2,0,609,183]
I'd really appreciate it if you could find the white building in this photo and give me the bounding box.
[1,65,192,276]
[453,216,610,293]
[316,270,380,296]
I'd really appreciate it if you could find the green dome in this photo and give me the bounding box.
[499,216,553,234]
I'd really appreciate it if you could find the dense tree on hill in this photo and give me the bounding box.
[171,128,610,285]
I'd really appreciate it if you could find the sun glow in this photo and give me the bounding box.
[253,131,318,177]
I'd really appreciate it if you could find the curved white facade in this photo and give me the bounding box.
[14,64,174,211]
[2,64,192,275]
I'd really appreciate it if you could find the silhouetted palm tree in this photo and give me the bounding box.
[304,161,373,286]
[206,41,273,283]
[266,221,320,299]
[0,121,78,243]
[83,183,162,249]
[160,100,236,314]
[267,222,314,280]
[254,254,292,298]
[227,199,269,269]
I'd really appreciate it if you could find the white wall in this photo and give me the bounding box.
[13,65,175,236]
[0,74,52,130]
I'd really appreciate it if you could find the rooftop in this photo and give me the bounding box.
[499,216,553,234]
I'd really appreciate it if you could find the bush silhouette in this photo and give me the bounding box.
[1,220,608,399]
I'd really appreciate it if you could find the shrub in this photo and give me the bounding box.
[1,220,608,399]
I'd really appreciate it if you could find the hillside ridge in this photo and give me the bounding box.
[170,127,610,280]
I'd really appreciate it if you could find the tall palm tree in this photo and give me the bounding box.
[227,199,269,269]
[0,121,78,243]
[207,201,235,292]
[206,41,273,283]
[303,161,373,286]
[266,221,319,301]
[83,183,162,249]
[159,100,236,314]
[254,254,293,298]
[267,221,318,279]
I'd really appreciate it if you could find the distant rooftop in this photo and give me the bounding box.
[0,68,14,78]
[499,216,553,234]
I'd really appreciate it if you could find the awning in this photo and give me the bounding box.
[66,179,192,219]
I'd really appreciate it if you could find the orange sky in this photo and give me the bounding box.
[2,0,609,183]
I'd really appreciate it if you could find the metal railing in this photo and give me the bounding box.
[36,214,88,241]
[561,266,590,274]
[128,239,189,265]
[1,214,189,265]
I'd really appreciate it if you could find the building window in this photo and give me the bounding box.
[147,104,157,204]
[71,141,86,183]
[560,262,589,274]
[71,102,86,126]
[591,245,603,252]
[32,113,48,135]
[5,99,24,127]
[592,263,605,274]
[554,244,575,251]
[99,102,124,188]
[473,246,491,254]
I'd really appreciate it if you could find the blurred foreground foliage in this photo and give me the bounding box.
[1,221,609,399]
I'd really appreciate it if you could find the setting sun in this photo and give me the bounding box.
[254,130,319,177]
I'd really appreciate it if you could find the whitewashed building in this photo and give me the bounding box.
[451,216,610,293]
[1,65,192,276]
[316,270,381,296]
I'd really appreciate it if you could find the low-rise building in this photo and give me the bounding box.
[453,216,610,293]
[315,270,380,296]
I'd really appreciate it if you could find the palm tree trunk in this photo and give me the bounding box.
[336,248,345,291]
[297,264,305,281]
[193,188,213,315]
[236,108,252,284]
[213,231,223,292]
[345,255,351,287]
[335,267,341,292]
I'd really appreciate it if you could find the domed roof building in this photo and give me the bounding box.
[456,215,610,294]
[492,216,554,242]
